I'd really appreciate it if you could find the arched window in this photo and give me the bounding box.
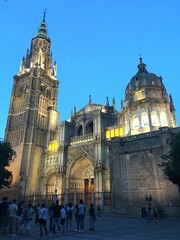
[40,84,46,96]
[141,112,149,127]
[46,88,51,99]
[151,111,159,126]
[160,112,168,126]
[132,116,139,129]
[77,125,83,136]
[86,121,93,134]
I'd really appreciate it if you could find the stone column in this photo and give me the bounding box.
[82,191,85,204]
[91,190,94,204]
[65,189,69,204]
[74,192,77,206]
[101,190,104,208]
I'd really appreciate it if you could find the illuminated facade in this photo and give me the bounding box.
[4,16,180,214]
[5,14,59,196]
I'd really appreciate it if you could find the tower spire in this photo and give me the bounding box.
[36,10,49,41]
[89,95,92,104]
[106,97,109,107]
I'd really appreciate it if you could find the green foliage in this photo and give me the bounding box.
[160,132,180,186]
[0,140,16,189]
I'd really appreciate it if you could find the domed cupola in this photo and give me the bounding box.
[122,58,177,136]
[125,57,168,103]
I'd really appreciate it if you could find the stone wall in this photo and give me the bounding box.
[109,127,180,215]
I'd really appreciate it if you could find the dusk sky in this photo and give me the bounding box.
[0,0,180,139]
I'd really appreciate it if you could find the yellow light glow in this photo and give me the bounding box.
[105,126,124,139]
[115,128,119,137]
[134,90,145,101]
[106,130,110,139]
[48,144,52,151]
[48,141,58,151]
[119,128,123,136]
[110,129,114,138]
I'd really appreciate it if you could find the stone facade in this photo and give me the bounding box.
[4,16,180,214]
[109,127,179,214]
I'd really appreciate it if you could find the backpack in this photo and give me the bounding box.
[68,208,72,217]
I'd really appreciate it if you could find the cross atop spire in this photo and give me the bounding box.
[35,11,50,41]
[43,8,47,21]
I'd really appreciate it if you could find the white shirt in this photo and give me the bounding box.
[78,203,85,215]
[38,207,48,220]
[61,208,66,219]
[9,203,18,217]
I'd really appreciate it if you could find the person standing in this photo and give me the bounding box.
[49,202,55,233]
[34,203,41,225]
[8,199,18,236]
[23,203,34,235]
[74,205,79,231]
[51,199,61,235]
[38,203,48,236]
[0,197,9,233]
[60,205,67,233]
[66,202,73,230]
[78,199,86,232]
[89,203,96,230]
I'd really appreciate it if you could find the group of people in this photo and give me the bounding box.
[146,207,159,223]
[0,197,34,236]
[0,196,97,237]
[44,199,96,235]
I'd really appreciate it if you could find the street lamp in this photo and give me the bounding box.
[145,195,152,208]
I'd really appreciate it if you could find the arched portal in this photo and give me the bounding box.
[67,157,94,194]
[47,172,58,195]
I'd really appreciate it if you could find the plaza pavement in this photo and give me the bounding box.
[0,214,180,240]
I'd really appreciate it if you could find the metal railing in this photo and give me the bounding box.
[24,191,111,208]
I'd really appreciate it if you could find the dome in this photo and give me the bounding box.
[125,58,166,97]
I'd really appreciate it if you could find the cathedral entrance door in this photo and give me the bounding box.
[84,178,94,192]
[67,157,94,205]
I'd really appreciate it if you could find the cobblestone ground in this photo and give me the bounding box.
[0,215,180,240]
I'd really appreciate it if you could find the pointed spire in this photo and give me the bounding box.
[26,49,29,57]
[36,11,49,41]
[69,110,73,123]
[53,61,57,77]
[112,97,116,109]
[169,94,175,112]
[89,95,92,104]
[74,107,76,115]
[20,57,25,72]
[121,99,124,111]
[106,97,109,107]
[137,57,148,74]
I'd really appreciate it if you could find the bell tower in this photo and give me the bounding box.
[5,13,59,196]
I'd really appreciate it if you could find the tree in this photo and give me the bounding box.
[160,131,180,187]
[0,140,16,189]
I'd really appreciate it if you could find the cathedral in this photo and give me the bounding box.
[4,15,180,214]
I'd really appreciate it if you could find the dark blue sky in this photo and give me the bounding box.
[0,0,180,138]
